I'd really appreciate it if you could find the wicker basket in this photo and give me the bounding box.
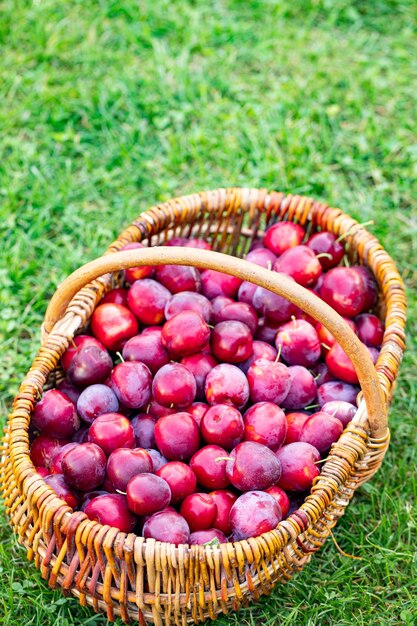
[1,188,406,625]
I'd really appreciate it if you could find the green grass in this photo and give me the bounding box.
[1,0,417,624]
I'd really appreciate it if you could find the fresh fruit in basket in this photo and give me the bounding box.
[29,225,385,546]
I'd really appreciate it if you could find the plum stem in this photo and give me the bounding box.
[321,342,332,351]
[69,338,77,349]
[304,403,320,410]
[315,252,333,260]
[116,351,125,363]
[215,456,233,463]
[275,344,282,363]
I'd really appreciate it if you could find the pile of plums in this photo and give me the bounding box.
[30,221,384,546]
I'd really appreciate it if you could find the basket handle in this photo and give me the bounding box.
[43,247,387,438]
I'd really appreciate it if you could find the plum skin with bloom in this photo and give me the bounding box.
[28,222,387,549]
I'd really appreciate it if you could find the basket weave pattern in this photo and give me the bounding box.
[1,188,406,625]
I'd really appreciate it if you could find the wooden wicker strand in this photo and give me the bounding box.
[1,188,406,625]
